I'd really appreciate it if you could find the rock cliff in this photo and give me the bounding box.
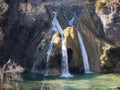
[0,0,120,73]
[0,0,50,69]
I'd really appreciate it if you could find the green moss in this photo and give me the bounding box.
[63,27,83,70]
[95,0,110,13]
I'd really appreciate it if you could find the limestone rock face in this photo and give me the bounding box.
[74,6,104,72]
[95,0,120,72]
[97,0,120,46]
[64,27,83,71]
[78,25,102,72]
[0,0,8,62]
[0,0,51,69]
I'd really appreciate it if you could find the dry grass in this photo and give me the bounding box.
[0,59,24,89]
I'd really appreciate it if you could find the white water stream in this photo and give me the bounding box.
[52,11,72,77]
[44,34,55,76]
[77,30,91,73]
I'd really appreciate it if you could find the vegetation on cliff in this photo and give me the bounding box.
[0,59,24,89]
[95,0,110,13]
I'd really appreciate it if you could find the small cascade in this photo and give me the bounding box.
[61,42,72,77]
[44,34,55,76]
[52,11,72,77]
[63,11,75,26]
[52,11,64,39]
[31,47,47,73]
[76,30,91,73]
[68,12,75,26]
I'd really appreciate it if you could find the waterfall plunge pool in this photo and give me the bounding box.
[19,73,120,90]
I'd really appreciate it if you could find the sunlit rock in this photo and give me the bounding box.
[64,27,83,72]
[100,45,112,72]
[52,32,61,45]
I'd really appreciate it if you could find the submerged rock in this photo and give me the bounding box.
[40,68,61,76]
[48,68,61,76]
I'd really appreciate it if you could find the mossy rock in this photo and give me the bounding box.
[100,46,120,72]
[64,27,83,71]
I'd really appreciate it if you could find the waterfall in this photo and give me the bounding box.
[63,11,91,73]
[32,11,72,77]
[52,11,72,77]
[44,34,55,76]
[61,42,71,77]
[76,30,91,73]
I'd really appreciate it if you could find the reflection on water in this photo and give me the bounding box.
[40,83,64,90]
[3,73,120,90]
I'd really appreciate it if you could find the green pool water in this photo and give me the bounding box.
[18,73,120,90]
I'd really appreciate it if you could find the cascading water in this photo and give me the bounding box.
[52,11,72,77]
[52,12,64,38]
[68,12,75,26]
[44,34,55,76]
[63,11,75,26]
[31,11,72,77]
[32,9,91,75]
[76,30,91,73]
[31,47,47,73]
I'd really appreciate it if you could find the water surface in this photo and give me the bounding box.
[20,73,120,90]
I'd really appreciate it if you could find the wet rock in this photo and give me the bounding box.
[64,27,83,72]
[79,24,102,72]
